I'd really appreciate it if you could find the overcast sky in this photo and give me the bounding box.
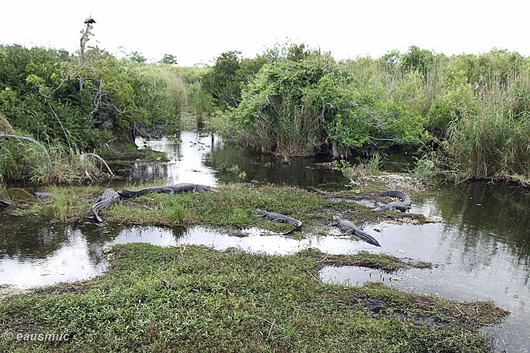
[1,0,529,66]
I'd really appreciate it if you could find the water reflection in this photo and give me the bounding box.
[0,227,106,288]
[105,226,376,255]
[0,222,377,288]
[128,131,346,189]
[205,143,345,189]
[130,133,217,185]
[432,183,530,262]
[1,132,530,350]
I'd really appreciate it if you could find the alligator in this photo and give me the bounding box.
[119,183,218,198]
[34,192,52,201]
[92,188,121,223]
[0,197,10,208]
[371,190,411,212]
[330,215,381,247]
[380,161,407,166]
[255,209,302,235]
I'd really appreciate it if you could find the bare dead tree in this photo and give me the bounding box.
[80,16,96,66]
[80,152,114,176]
[79,16,96,91]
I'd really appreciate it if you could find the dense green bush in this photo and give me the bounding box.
[202,51,267,109]
[0,45,185,150]
[0,45,191,182]
[226,52,428,156]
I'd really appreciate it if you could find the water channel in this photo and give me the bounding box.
[1,131,529,351]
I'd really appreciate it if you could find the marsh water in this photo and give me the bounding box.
[1,131,529,351]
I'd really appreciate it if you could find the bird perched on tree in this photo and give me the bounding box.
[84,16,96,24]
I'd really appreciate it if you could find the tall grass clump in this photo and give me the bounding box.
[445,113,530,183]
[48,185,74,222]
[0,135,111,184]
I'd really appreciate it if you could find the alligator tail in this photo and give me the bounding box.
[354,229,381,247]
[282,223,302,235]
[379,190,410,204]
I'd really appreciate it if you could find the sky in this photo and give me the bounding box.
[1,0,530,66]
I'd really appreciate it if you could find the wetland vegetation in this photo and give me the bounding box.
[1,21,529,350]
[2,42,530,185]
[0,244,507,352]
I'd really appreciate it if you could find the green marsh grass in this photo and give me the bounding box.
[0,244,507,351]
[18,183,430,230]
[109,184,329,230]
[446,113,530,184]
[0,136,112,184]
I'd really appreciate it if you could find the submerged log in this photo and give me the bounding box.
[92,188,120,223]
[119,183,218,198]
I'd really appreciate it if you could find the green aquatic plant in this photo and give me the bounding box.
[332,155,381,187]
[361,152,381,173]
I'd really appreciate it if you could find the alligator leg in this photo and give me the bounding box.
[92,188,120,223]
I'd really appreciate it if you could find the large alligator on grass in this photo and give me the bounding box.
[92,188,121,223]
[330,215,381,247]
[119,183,218,198]
[372,190,411,213]
[255,209,302,235]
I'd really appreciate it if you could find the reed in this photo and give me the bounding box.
[446,112,530,182]
[0,136,111,184]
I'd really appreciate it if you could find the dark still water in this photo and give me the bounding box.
[128,132,346,189]
[1,131,529,351]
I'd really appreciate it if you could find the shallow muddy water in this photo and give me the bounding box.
[1,131,529,351]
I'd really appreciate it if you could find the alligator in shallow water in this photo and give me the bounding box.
[92,188,121,223]
[330,215,381,247]
[119,183,218,198]
[255,209,302,235]
[372,190,411,213]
